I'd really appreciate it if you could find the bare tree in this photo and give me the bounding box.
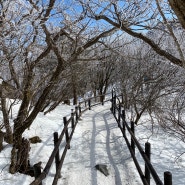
[155,92,185,142]
[0,0,118,174]
[112,38,182,125]
[81,0,185,67]
[79,0,185,141]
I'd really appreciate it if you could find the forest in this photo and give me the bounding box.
[0,0,185,179]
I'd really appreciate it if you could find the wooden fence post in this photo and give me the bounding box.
[75,106,78,122]
[63,117,70,149]
[88,99,91,110]
[33,162,42,185]
[122,110,125,135]
[111,89,114,102]
[164,171,172,185]
[54,132,60,174]
[111,90,114,112]
[79,105,81,115]
[101,95,104,105]
[131,121,135,155]
[118,104,121,124]
[113,95,116,115]
[122,109,125,121]
[145,142,151,185]
[71,109,74,128]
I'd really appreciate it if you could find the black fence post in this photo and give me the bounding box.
[118,104,121,125]
[131,121,135,155]
[102,96,104,105]
[122,110,126,135]
[88,99,91,110]
[54,132,60,175]
[164,171,172,185]
[63,117,70,149]
[111,90,114,112]
[145,142,151,185]
[113,95,116,115]
[122,109,125,121]
[71,109,74,129]
[33,162,42,185]
[111,89,114,102]
[79,105,81,115]
[75,106,78,122]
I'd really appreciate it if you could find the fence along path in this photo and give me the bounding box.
[111,89,172,185]
[30,91,172,185]
[30,95,110,185]
[52,102,143,185]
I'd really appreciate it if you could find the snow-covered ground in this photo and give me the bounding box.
[59,104,142,185]
[0,102,185,184]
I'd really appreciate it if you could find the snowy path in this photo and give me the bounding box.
[59,103,142,185]
[1,102,185,184]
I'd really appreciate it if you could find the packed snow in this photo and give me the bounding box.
[0,102,185,184]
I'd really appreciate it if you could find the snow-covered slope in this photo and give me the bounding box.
[0,102,185,184]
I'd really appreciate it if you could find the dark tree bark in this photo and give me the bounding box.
[0,131,5,152]
[9,61,64,174]
[168,0,185,30]
[0,82,13,144]
[9,138,32,175]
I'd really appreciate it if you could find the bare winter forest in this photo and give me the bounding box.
[0,0,185,184]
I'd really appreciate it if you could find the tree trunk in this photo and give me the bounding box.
[9,125,22,174]
[0,131,5,152]
[1,97,13,144]
[9,134,32,175]
[168,0,185,30]
[100,94,105,103]
[93,89,97,102]
[71,71,77,105]
[17,138,31,174]
[9,61,65,174]
[73,87,77,105]
[0,84,13,144]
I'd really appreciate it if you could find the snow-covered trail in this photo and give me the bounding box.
[1,102,185,184]
[59,103,142,185]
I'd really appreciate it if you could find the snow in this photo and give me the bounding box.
[0,102,185,184]
[59,105,142,185]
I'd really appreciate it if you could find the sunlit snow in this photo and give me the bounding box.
[0,102,185,184]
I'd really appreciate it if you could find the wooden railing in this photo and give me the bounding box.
[111,89,172,185]
[30,94,111,185]
[79,93,111,112]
